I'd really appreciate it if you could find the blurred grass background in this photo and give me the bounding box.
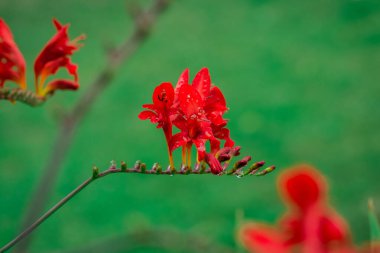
[0,0,380,252]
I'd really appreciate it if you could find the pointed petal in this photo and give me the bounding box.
[142,103,156,110]
[212,125,235,148]
[176,68,189,90]
[173,68,189,107]
[52,18,63,30]
[138,110,158,123]
[205,85,227,113]
[41,79,79,96]
[34,19,84,94]
[170,132,188,152]
[192,67,211,100]
[178,84,203,117]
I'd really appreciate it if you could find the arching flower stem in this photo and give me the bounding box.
[0,159,273,252]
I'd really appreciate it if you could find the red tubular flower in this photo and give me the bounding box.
[138,82,175,168]
[239,165,356,253]
[139,68,235,171]
[34,19,84,96]
[0,19,26,89]
[171,83,214,167]
[172,68,235,167]
[0,18,83,99]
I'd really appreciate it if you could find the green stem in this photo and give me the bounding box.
[0,156,270,252]
[0,166,214,252]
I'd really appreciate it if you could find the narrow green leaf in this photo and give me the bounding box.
[368,198,380,242]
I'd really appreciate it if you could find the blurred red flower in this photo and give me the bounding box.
[239,165,356,253]
[0,19,26,89]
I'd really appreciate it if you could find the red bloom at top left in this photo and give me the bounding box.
[0,18,84,97]
[0,19,26,89]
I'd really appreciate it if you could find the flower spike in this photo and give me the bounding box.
[0,19,26,89]
[138,68,272,174]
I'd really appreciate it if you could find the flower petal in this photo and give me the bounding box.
[205,85,227,113]
[192,67,210,100]
[279,165,326,211]
[0,19,26,88]
[175,68,189,91]
[142,104,156,110]
[152,82,174,109]
[170,132,188,152]
[138,110,158,124]
[319,213,351,245]
[178,84,203,117]
[239,223,289,253]
[41,79,79,96]
[34,19,84,95]
[173,68,189,107]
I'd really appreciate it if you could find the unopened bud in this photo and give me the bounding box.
[110,160,117,170]
[92,166,99,179]
[140,163,147,173]
[218,153,231,162]
[121,161,127,171]
[152,163,162,174]
[134,160,142,170]
[231,146,241,156]
[244,161,265,176]
[233,156,251,170]
[255,166,276,176]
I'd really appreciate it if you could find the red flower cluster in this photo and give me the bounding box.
[0,18,84,97]
[239,165,372,253]
[138,68,234,174]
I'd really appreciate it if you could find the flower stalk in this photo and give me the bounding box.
[0,88,46,106]
[0,159,274,252]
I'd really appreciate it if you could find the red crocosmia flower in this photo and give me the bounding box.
[172,68,234,166]
[139,68,234,171]
[239,165,356,253]
[0,19,26,89]
[138,82,175,168]
[34,19,84,96]
[0,18,83,98]
[171,84,214,167]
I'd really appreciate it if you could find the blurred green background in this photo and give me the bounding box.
[1,0,380,252]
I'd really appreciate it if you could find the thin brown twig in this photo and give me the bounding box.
[15,1,170,252]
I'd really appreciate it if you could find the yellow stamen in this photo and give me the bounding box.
[186,143,192,168]
[182,145,186,166]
